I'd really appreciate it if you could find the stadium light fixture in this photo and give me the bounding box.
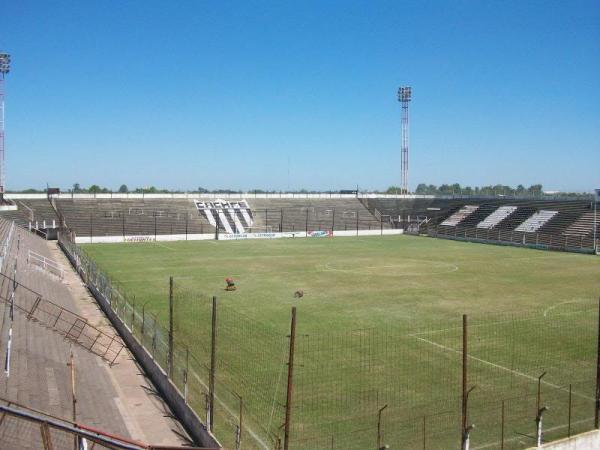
[0,53,10,76]
[397,86,412,102]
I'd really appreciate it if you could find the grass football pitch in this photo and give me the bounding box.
[83,235,600,449]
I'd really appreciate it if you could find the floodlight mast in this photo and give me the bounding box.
[0,53,10,202]
[397,86,411,195]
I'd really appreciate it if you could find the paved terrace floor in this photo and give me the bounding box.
[0,231,191,446]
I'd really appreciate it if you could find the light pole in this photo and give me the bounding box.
[593,195,597,254]
[397,86,412,195]
[0,52,10,203]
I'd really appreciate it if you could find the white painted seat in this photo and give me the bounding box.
[477,206,517,229]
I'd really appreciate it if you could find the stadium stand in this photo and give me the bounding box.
[565,211,600,238]
[360,196,597,252]
[55,198,215,237]
[54,197,387,238]
[476,206,517,229]
[0,198,58,229]
[515,210,558,232]
[440,205,479,226]
[248,198,388,232]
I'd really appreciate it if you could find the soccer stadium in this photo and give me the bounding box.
[1,3,599,450]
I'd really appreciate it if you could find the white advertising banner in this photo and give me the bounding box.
[75,229,404,244]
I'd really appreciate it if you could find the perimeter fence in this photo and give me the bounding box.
[426,224,597,254]
[58,232,600,450]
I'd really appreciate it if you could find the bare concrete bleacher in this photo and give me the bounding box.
[362,196,598,253]
[0,197,58,230]
[53,195,389,241]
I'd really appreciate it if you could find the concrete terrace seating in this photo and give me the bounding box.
[476,206,518,229]
[564,212,600,237]
[440,205,479,227]
[56,199,216,237]
[515,210,558,233]
[247,198,387,232]
[0,199,58,229]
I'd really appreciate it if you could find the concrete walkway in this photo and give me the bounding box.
[46,241,191,446]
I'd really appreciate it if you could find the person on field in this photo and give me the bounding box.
[225,277,236,291]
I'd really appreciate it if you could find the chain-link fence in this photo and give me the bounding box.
[58,232,600,449]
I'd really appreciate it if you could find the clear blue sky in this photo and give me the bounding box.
[2,1,599,192]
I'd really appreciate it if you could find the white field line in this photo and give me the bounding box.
[543,299,589,317]
[412,335,594,402]
[471,417,593,450]
[411,304,593,337]
[153,242,176,251]
[322,260,459,276]
[190,370,270,450]
[410,318,519,336]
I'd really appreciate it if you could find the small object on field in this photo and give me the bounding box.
[225,277,236,291]
[294,289,304,298]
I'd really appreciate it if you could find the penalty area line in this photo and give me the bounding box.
[412,335,594,402]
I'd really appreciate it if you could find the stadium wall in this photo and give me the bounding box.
[75,229,404,243]
[527,429,600,449]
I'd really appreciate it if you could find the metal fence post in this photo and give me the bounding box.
[184,347,189,404]
[422,415,426,450]
[236,394,244,450]
[461,315,475,450]
[209,296,218,432]
[568,384,572,437]
[501,400,505,450]
[168,276,174,379]
[283,306,297,450]
[462,314,468,437]
[131,296,135,332]
[331,208,335,234]
[305,209,309,237]
[595,297,600,428]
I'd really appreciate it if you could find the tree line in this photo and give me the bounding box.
[384,183,590,198]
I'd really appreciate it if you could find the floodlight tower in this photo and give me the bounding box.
[0,53,10,202]
[397,86,411,195]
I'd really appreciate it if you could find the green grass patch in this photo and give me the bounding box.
[83,235,600,449]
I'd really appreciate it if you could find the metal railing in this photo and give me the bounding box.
[427,224,597,254]
[0,400,219,450]
[27,249,64,280]
[0,271,124,365]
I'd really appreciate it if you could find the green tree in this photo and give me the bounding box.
[415,183,428,194]
[118,184,128,193]
[528,184,543,196]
